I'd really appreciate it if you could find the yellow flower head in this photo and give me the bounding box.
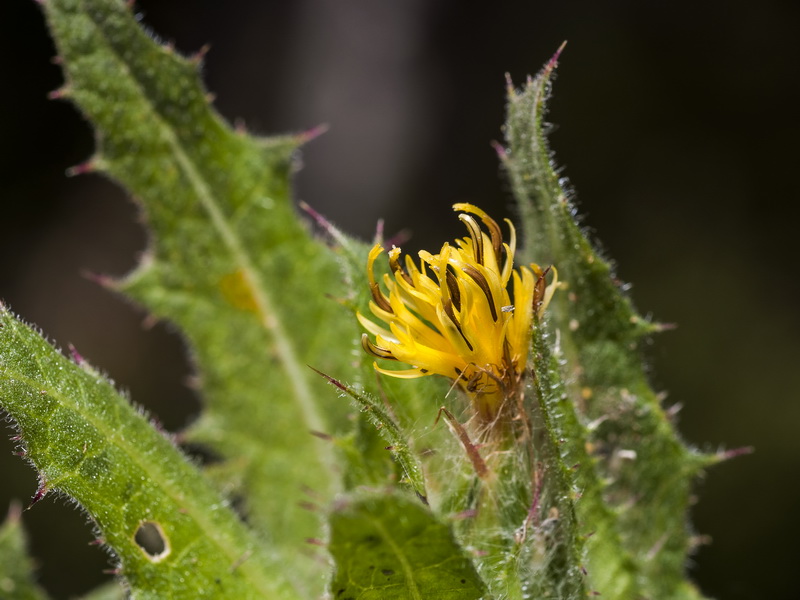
[359,203,558,422]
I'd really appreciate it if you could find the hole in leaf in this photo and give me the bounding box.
[134,521,170,562]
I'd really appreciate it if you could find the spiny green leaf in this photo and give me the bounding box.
[526,323,635,598]
[312,368,427,502]
[0,306,299,599]
[0,503,49,600]
[41,0,359,589]
[328,490,488,600]
[501,49,708,598]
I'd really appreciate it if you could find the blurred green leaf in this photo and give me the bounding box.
[0,504,49,600]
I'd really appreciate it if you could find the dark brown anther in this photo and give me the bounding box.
[459,215,484,265]
[445,267,462,312]
[361,334,397,360]
[533,266,552,314]
[367,247,395,313]
[389,251,413,286]
[478,214,504,260]
[443,299,474,351]
[370,282,394,314]
[463,265,498,321]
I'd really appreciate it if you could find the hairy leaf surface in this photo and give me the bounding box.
[42,0,360,590]
[0,307,298,599]
[501,49,709,598]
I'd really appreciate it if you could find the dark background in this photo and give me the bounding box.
[2,1,798,598]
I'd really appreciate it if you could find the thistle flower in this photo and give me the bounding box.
[359,203,558,423]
